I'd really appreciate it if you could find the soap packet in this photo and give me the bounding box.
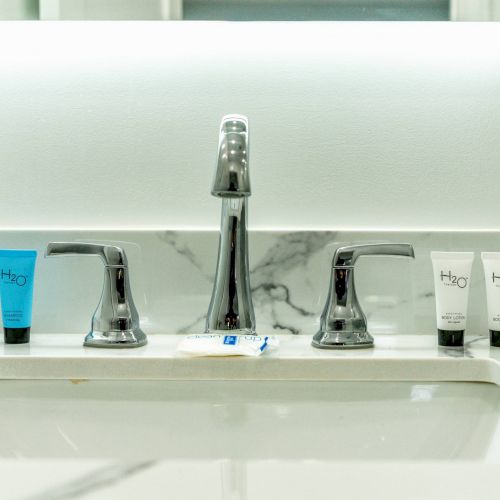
[177,334,278,357]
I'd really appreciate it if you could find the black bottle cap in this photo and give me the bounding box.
[4,327,30,344]
[490,330,500,347]
[438,329,464,347]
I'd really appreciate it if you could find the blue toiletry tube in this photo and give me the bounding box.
[0,250,37,344]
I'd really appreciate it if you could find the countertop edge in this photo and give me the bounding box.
[0,334,497,383]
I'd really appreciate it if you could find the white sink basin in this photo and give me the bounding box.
[1,380,499,461]
[0,335,500,499]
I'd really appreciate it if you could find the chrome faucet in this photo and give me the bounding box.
[312,243,414,349]
[46,242,147,348]
[205,115,256,334]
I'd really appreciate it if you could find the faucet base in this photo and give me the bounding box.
[84,329,147,348]
[311,330,374,349]
[205,328,256,336]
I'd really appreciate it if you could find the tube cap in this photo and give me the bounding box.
[438,329,464,347]
[490,330,500,347]
[4,327,30,344]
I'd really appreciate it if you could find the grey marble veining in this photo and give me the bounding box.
[0,229,496,337]
[25,461,156,500]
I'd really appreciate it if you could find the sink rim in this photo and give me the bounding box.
[0,333,497,385]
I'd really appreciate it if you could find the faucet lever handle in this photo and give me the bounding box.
[313,242,415,350]
[45,242,146,348]
[333,243,415,267]
[46,242,127,267]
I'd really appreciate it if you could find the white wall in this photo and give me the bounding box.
[0,22,499,230]
[0,0,37,19]
[38,0,182,20]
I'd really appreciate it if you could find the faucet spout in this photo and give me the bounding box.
[211,114,251,197]
[205,115,255,334]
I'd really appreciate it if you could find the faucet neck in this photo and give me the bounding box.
[205,197,255,334]
[321,267,367,335]
[84,263,146,347]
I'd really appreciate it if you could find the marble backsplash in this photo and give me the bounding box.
[0,230,497,337]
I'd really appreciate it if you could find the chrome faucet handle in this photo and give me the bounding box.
[312,243,415,350]
[45,242,147,348]
[333,243,415,267]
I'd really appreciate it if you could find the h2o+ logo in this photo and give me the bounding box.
[440,270,468,289]
[1,269,27,287]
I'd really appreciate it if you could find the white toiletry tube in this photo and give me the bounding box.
[431,252,474,347]
[481,252,500,347]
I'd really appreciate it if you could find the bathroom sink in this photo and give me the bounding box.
[0,379,499,461]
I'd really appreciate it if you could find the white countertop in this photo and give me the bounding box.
[0,333,497,384]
